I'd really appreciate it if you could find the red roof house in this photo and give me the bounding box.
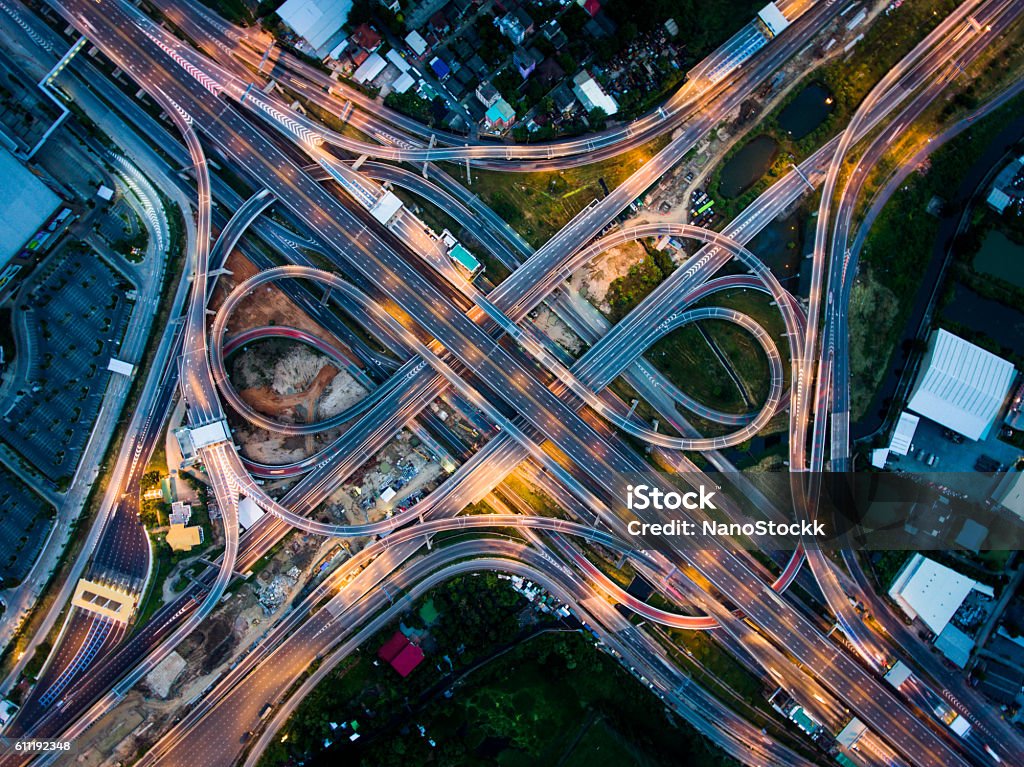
[377,631,425,678]
[583,0,601,16]
[350,23,382,52]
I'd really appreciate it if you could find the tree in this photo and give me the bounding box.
[588,107,608,130]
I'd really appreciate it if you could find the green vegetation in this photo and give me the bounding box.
[647,288,788,416]
[462,135,670,248]
[605,243,675,322]
[866,551,911,591]
[23,640,53,681]
[262,575,739,767]
[134,537,175,629]
[604,0,761,58]
[663,628,770,719]
[847,270,900,420]
[140,470,169,528]
[853,89,1024,420]
[383,91,446,128]
[709,0,960,219]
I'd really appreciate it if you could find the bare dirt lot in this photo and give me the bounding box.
[214,251,360,356]
[73,532,347,765]
[567,240,649,315]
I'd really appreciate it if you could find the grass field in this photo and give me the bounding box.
[460,135,671,248]
[648,288,790,416]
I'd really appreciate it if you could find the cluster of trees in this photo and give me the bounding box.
[383,91,448,128]
[605,247,675,321]
[140,470,168,529]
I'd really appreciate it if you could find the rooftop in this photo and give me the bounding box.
[277,0,354,51]
[907,329,1016,441]
[166,523,203,552]
[0,147,60,267]
[888,553,993,634]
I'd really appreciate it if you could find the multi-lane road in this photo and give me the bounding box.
[3,0,1022,765]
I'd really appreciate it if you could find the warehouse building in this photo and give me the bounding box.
[906,329,1016,441]
[888,553,993,635]
[277,0,353,53]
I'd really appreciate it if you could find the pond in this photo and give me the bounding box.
[718,135,779,199]
[973,229,1024,289]
[941,282,1024,358]
[746,210,802,286]
[777,82,834,140]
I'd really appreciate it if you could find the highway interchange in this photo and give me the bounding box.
[1,0,1023,765]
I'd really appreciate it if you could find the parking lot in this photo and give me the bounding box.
[0,463,54,585]
[1,248,132,484]
[888,417,1022,500]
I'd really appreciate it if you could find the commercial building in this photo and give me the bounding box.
[0,147,61,268]
[369,190,403,225]
[888,553,993,635]
[934,623,974,668]
[385,48,411,73]
[888,411,919,455]
[476,82,501,108]
[169,501,192,526]
[186,420,231,451]
[391,72,416,94]
[405,30,429,58]
[906,329,1016,441]
[572,70,619,116]
[277,0,354,53]
[985,154,1023,214]
[484,98,516,131]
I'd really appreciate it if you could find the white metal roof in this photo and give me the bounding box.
[888,554,983,634]
[391,72,416,94]
[836,718,866,748]
[188,420,230,449]
[884,660,913,688]
[907,329,1015,440]
[107,357,135,377]
[353,51,387,84]
[571,72,618,116]
[405,30,428,56]
[278,0,354,50]
[935,624,973,668]
[370,190,403,224]
[994,470,1024,519]
[888,411,919,455]
[949,715,971,737]
[238,495,265,530]
[757,2,790,36]
[987,188,1011,213]
[386,49,411,73]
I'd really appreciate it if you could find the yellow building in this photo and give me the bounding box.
[166,523,204,552]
